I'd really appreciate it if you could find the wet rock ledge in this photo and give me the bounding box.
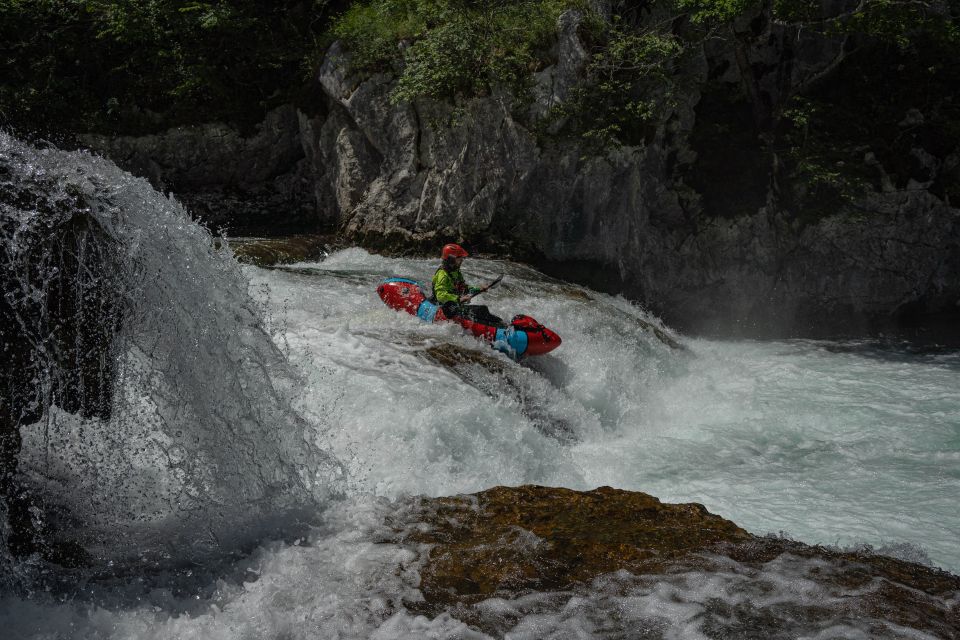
[395,485,960,638]
[229,234,338,267]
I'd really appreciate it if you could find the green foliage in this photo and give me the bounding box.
[393,18,487,101]
[330,0,434,74]
[840,0,960,48]
[671,0,959,218]
[3,0,955,186]
[0,0,337,134]
[770,0,823,24]
[780,98,868,218]
[674,0,757,24]
[544,24,683,149]
[332,0,686,146]
[776,20,960,220]
[331,0,585,103]
[677,0,960,49]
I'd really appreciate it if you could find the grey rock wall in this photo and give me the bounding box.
[81,105,330,236]
[77,9,960,336]
[305,10,960,336]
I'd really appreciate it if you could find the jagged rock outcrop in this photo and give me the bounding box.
[529,9,590,122]
[309,9,960,335]
[77,7,960,336]
[396,485,960,638]
[82,105,333,236]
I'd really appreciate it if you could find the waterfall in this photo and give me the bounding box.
[2,134,958,638]
[0,133,340,573]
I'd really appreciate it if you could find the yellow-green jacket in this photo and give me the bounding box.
[432,268,480,304]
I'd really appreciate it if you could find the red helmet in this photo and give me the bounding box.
[441,243,469,260]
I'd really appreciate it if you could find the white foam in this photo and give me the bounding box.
[3,230,959,638]
[249,250,960,573]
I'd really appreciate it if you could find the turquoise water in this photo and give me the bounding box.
[577,338,960,568]
[6,133,957,638]
[251,249,960,572]
[3,245,957,639]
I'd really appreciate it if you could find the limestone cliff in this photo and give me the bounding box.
[82,105,330,237]
[83,7,960,336]
[308,9,960,335]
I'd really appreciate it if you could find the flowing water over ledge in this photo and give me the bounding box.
[1,135,340,574]
[2,135,958,638]
[247,248,960,573]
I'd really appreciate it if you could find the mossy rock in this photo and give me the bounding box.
[404,485,752,606]
[398,485,960,637]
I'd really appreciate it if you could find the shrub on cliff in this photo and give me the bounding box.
[676,0,960,219]
[539,15,685,149]
[328,0,690,148]
[0,0,346,135]
[331,0,585,102]
[331,1,958,152]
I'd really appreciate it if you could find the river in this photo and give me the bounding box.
[2,133,958,638]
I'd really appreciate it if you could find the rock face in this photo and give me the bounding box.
[82,105,333,236]
[396,485,960,638]
[79,9,960,336]
[306,10,960,336]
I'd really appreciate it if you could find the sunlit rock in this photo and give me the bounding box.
[397,485,960,638]
[405,485,751,605]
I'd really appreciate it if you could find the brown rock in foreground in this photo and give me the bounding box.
[397,485,960,638]
[403,485,752,606]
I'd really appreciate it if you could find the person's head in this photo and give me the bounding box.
[441,243,468,269]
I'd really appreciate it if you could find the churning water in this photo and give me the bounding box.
[248,249,960,571]
[2,135,958,638]
[0,133,339,573]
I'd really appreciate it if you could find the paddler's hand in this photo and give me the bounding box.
[459,294,473,303]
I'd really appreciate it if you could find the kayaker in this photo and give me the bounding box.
[431,244,504,326]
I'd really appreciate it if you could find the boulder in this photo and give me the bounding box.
[406,485,751,605]
[396,485,960,638]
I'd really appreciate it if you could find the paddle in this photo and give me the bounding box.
[469,274,503,299]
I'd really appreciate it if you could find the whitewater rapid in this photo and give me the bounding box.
[250,248,960,571]
[3,243,958,639]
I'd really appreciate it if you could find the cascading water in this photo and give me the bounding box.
[1,134,958,638]
[249,250,959,575]
[0,133,339,576]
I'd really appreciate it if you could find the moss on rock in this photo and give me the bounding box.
[392,485,960,637]
[404,485,752,606]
